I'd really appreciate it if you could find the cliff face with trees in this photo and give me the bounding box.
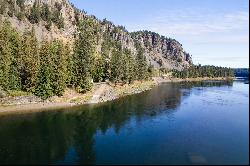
[0,0,192,71]
[0,0,234,100]
[0,16,152,99]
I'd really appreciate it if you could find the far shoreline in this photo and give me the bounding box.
[0,77,234,115]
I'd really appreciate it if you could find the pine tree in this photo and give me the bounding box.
[28,0,41,24]
[123,49,135,84]
[41,4,52,30]
[0,21,22,90]
[110,48,123,84]
[64,43,73,86]
[135,43,148,81]
[20,27,40,92]
[41,4,50,22]
[7,0,15,17]
[8,25,22,90]
[50,40,69,96]
[35,41,53,100]
[72,18,98,93]
[101,33,113,80]
[0,21,12,90]
[92,55,105,82]
[0,0,7,15]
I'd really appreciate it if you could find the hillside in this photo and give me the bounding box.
[0,0,192,70]
[0,0,235,106]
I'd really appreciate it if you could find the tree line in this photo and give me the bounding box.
[1,16,235,100]
[0,19,151,99]
[171,65,234,79]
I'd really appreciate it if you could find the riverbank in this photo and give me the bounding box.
[153,77,233,84]
[0,77,233,114]
[0,81,156,114]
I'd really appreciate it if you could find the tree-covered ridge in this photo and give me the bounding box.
[0,20,151,99]
[0,0,128,32]
[171,65,234,79]
[0,0,65,29]
[0,0,193,70]
[131,30,181,46]
[0,0,235,100]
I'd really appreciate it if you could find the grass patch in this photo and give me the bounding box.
[7,90,31,97]
[70,95,92,104]
[114,81,156,97]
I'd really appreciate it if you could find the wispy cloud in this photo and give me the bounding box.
[126,5,249,67]
[194,35,249,44]
[128,10,249,36]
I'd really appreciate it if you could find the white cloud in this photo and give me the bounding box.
[126,9,249,68]
[193,35,249,44]
[128,10,249,36]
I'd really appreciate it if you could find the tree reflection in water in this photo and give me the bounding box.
[0,81,233,165]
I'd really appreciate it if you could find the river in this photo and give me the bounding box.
[0,80,248,165]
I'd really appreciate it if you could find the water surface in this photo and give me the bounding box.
[0,81,248,165]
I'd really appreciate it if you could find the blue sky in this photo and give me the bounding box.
[70,0,249,68]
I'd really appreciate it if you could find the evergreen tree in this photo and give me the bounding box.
[92,55,105,82]
[101,33,113,80]
[49,40,69,96]
[64,43,73,86]
[51,3,64,29]
[35,41,53,100]
[7,0,15,17]
[0,0,7,15]
[72,18,98,93]
[135,43,148,81]
[0,21,22,90]
[41,4,50,22]
[110,48,123,84]
[16,0,25,10]
[41,4,52,30]
[123,49,135,84]
[0,21,12,90]
[8,25,22,90]
[28,0,41,24]
[20,27,40,92]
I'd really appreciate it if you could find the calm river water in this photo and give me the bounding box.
[0,81,248,165]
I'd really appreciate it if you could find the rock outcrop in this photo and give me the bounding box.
[131,31,192,70]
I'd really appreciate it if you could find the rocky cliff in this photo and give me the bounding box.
[131,31,192,70]
[0,0,192,70]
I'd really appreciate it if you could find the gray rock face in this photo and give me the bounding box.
[131,31,192,70]
[0,0,193,71]
[100,24,192,70]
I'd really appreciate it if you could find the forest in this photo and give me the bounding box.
[0,1,235,100]
[171,65,234,79]
[0,19,150,99]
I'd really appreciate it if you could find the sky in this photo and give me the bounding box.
[70,0,249,68]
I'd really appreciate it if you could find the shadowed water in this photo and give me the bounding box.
[0,81,248,165]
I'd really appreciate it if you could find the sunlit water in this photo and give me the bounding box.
[0,81,248,165]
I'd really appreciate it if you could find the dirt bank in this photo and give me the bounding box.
[0,81,156,114]
[0,77,233,115]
